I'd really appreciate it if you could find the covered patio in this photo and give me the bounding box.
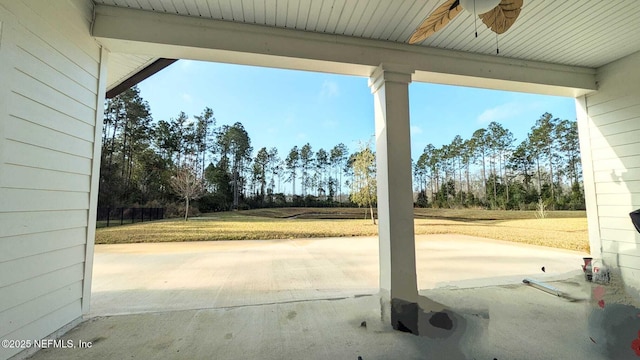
[31,236,598,360]
[1,1,640,359]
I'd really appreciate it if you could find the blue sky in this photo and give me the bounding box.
[138,59,577,165]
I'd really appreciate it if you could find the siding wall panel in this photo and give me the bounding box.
[0,188,89,213]
[0,19,6,170]
[599,217,639,231]
[4,140,92,175]
[586,95,640,117]
[14,46,97,108]
[592,155,640,173]
[0,245,86,288]
[596,193,640,208]
[599,229,637,244]
[11,71,95,124]
[597,205,638,217]
[590,129,640,150]
[0,281,83,336]
[0,228,87,263]
[2,164,90,192]
[0,1,101,356]
[0,209,88,240]
[591,144,640,162]
[2,1,98,74]
[10,93,94,142]
[602,240,640,256]
[6,116,93,158]
[0,264,84,314]
[13,23,97,91]
[22,0,99,62]
[594,181,640,195]
[587,104,640,127]
[0,301,81,360]
[583,50,640,289]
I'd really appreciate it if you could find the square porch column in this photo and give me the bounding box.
[369,64,419,332]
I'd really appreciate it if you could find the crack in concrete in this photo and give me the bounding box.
[93,293,378,318]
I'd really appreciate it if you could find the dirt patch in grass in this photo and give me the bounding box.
[240,207,585,221]
[96,208,589,252]
[240,207,377,219]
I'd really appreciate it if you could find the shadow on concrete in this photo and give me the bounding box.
[29,273,640,360]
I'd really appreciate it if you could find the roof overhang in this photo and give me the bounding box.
[94,5,597,97]
[106,58,177,98]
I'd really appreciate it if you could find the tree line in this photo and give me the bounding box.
[413,113,584,210]
[99,86,584,216]
[99,86,374,214]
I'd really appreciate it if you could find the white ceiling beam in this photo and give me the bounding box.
[93,5,597,97]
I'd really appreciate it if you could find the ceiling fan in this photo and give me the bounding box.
[409,0,524,44]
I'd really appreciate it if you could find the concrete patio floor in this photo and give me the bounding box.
[88,235,587,316]
[25,235,640,359]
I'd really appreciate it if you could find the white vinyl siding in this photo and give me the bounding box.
[0,1,101,359]
[0,19,5,170]
[580,50,640,293]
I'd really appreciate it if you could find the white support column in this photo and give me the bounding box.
[575,96,602,260]
[82,46,109,315]
[369,64,419,330]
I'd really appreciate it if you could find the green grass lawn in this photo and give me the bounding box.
[95,208,589,252]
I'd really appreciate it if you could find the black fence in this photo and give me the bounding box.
[97,207,165,227]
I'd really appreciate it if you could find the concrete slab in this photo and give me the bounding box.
[29,279,620,360]
[29,235,635,359]
[89,235,587,316]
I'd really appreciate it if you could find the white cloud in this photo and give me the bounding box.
[296,133,307,140]
[477,101,545,124]
[182,93,193,103]
[319,80,339,99]
[477,102,521,124]
[410,125,423,135]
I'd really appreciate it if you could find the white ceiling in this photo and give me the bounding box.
[106,53,158,92]
[96,0,640,90]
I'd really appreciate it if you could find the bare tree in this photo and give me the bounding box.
[171,162,205,221]
[350,142,377,225]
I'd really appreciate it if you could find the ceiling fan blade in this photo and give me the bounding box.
[409,0,462,44]
[480,0,523,34]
